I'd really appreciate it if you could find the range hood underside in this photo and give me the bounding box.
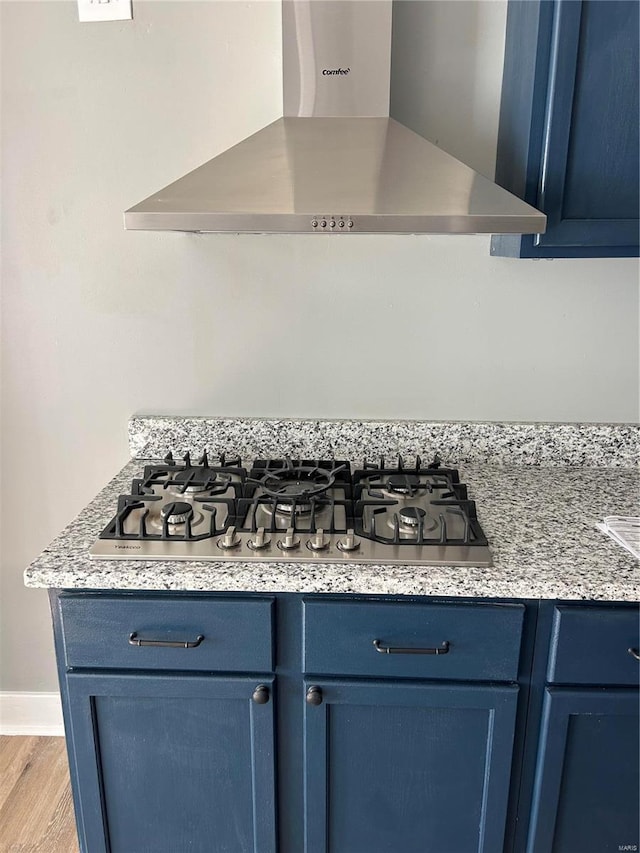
[125,117,546,235]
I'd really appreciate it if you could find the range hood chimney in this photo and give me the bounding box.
[124,1,546,235]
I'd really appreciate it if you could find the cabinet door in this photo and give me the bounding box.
[303,679,519,853]
[66,672,276,853]
[526,687,639,853]
[492,0,639,258]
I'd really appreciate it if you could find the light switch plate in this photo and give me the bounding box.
[77,0,132,23]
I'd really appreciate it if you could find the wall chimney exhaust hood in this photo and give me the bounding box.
[124,1,546,236]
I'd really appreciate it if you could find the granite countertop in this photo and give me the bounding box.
[25,448,639,601]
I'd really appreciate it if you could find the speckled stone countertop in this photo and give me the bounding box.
[129,417,639,468]
[25,454,639,601]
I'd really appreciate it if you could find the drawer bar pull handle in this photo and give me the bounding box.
[128,632,205,649]
[628,647,640,661]
[373,638,450,656]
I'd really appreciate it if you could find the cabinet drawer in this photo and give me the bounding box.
[59,594,274,672]
[547,605,640,686]
[303,599,524,681]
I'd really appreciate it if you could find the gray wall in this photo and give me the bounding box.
[391,0,508,178]
[1,1,638,693]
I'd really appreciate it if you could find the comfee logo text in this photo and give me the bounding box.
[322,68,350,75]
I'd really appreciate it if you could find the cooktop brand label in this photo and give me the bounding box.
[115,544,141,550]
[322,67,350,75]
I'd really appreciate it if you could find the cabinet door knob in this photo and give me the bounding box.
[252,684,270,704]
[628,647,640,662]
[306,685,323,706]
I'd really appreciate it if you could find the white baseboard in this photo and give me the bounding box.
[0,692,65,736]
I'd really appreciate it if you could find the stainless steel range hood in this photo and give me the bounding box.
[125,1,546,236]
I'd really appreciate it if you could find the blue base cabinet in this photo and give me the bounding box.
[491,0,639,258]
[49,591,638,853]
[300,597,526,853]
[527,688,639,853]
[523,603,640,853]
[304,679,519,853]
[65,673,277,853]
[52,592,278,853]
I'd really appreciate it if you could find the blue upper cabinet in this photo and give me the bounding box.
[491,0,639,258]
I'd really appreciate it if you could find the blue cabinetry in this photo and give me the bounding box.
[49,591,638,853]
[66,673,276,853]
[527,688,639,853]
[52,592,277,853]
[491,0,639,258]
[301,598,524,852]
[304,679,519,853]
[522,603,639,853]
[302,598,525,681]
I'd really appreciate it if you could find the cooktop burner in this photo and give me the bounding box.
[90,453,492,567]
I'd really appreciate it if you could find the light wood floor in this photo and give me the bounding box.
[0,736,79,853]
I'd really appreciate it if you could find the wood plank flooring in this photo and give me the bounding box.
[0,736,79,853]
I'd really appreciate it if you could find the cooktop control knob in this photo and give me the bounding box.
[311,219,318,228]
[347,220,354,228]
[337,529,360,552]
[248,527,270,550]
[218,525,240,550]
[278,528,300,551]
[307,529,329,551]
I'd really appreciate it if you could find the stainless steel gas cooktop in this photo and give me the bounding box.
[90,453,492,567]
